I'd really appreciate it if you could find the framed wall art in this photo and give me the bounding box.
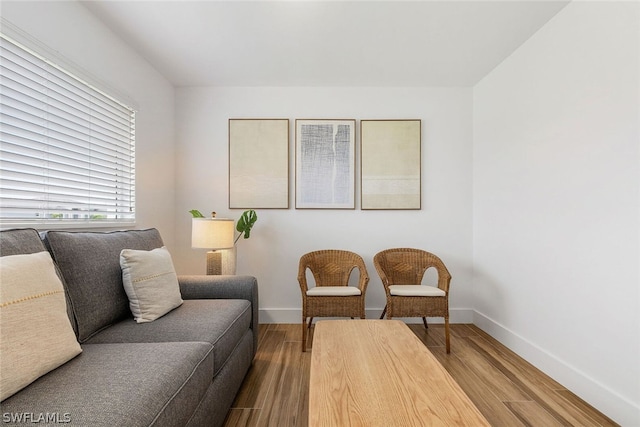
[361,119,421,210]
[229,118,289,209]
[295,119,356,209]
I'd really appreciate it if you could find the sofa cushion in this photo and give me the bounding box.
[0,342,213,427]
[120,246,183,323]
[0,251,82,401]
[86,299,251,377]
[0,228,47,256]
[43,229,164,342]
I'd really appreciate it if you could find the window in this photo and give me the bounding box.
[0,34,135,228]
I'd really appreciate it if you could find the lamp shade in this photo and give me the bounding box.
[191,218,235,249]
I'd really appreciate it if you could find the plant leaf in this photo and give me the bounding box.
[236,209,257,239]
[189,209,205,218]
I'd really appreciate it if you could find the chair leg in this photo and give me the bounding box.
[445,317,451,354]
[422,317,428,329]
[302,316,307,352]
[308,317,313,329]
[380,305,387,319]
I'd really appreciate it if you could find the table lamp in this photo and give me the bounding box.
[191,216,235,275]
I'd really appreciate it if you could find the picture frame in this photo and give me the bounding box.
[360,119,421,210]
[295,119,356,209]
[228,118,289,209]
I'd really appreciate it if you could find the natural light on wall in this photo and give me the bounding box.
[0,33,136,228]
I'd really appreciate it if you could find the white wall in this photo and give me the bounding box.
[6,1,637,422]
[174,87,474,322]
[1,1,176,246]
[473,2,639,424]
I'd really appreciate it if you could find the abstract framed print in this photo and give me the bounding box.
[295,119,356,209]
[361,119,421,210]
[229,118,289,209]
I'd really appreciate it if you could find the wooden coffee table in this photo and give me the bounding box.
[309,319,490,426]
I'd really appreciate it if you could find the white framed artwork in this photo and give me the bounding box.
[295,119,356,209]
[361,119,421,210]
[228,118,289,209]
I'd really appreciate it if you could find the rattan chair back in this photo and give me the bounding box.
[299,250,367,289]
[374,248,451,292]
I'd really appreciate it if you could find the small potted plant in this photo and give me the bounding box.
[189,209,257,274]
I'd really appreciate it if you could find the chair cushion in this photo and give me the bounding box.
[43,229,165,342]
[389,285,446,297]
[306,286,361,296]
[120,246,183,323]
[0,342,213,427]
[0,251,82,400]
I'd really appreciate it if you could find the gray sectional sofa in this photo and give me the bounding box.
[0,228,258,427]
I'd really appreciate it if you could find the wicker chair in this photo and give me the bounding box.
[298,250,369,352]
[374,248,452,353]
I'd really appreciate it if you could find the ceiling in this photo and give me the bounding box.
[81,0,570,88]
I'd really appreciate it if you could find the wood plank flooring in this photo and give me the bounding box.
[223,323,618,427]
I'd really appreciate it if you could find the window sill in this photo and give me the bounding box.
[0,220,137,232]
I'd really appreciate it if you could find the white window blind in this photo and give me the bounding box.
[0,34,135,227]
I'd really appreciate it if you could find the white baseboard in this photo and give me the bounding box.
[258,307,474,324]
[473,311,639,426]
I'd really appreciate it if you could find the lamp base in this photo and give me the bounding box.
[206,250,222,275]
[221,245,237,275]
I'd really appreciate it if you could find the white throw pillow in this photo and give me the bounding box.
[0,251,82,401]
[120,246,183,323]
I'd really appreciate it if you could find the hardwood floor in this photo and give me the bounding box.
[224,323,618,427]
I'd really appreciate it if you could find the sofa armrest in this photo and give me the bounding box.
[178,275,259,356]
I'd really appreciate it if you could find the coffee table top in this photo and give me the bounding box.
[309,319,489,427]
